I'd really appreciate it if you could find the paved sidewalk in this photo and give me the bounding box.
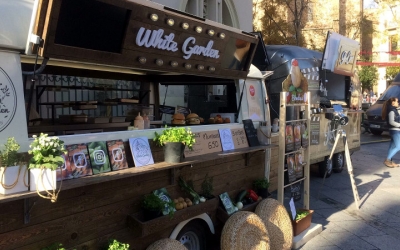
[290,139,400,250]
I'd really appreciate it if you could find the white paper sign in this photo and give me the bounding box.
[219,129,235,151]
[129,137,154,167]
[289,197,297,220]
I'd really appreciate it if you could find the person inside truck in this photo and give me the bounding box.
[382,97,400,168]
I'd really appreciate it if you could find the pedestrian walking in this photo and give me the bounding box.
[382,97,400,167]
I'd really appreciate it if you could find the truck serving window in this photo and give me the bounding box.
[54,0,130,53]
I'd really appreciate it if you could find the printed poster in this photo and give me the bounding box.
[87,141,111,174]
[246,83,263,121]
[107,140,129,170]
[129,137,154,167]
[57,144,93,180]
[219,128,235,151]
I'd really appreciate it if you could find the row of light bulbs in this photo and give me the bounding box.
[138,57,216,72]
[150,13,225,39]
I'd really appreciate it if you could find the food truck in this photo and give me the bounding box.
[0,1,276,249]
[252,34,362,180]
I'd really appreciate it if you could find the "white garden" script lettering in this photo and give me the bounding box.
[136,27,220,60]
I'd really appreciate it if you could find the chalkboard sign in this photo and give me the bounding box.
[159,105,175,115]
[242,119,260,147]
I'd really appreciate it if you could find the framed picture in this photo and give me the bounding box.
[87,141,111,174]
[107,140,128,170]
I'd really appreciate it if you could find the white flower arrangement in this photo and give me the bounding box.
[28,133,66,171]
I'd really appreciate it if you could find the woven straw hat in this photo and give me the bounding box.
[221,211,270,250]
[146,238,186,250]
[255,198,293,250]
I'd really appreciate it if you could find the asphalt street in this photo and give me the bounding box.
[291,131,400,249]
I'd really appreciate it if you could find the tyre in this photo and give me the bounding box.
[176,220,208,250]
[370,129,383,135]
[318,157,332,178]
[333,152,345,173]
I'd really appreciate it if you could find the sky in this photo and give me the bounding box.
[364,0,378,9]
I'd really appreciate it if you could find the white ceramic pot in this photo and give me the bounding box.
[29,168,57,192]
[0,165,29,195]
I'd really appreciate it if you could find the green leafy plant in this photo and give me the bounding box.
[0,137,22,167]
[107,239,130,250]
[154,126,196,150]
[253,177,270,190]
[141,193,165,212]
[178,176,200,204]
[28,133,66,170]
[294,209,310,221]
[201,173,214,199]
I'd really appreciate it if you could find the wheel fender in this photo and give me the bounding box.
[169,213,215,240]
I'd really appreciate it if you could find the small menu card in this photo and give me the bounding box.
[57,144,93,180]
[219,192,236,215]
[87,141,111,175]
[107,140,128,170]
[129,137,154,167]
[219,128,235,151]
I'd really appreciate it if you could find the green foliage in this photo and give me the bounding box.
[386,66,400,81]
[108,239,130,250]
[0,137,21,167]
[358,65,379,91]
[41,243,65,250]
[154,127,196,150]
[141,193,165,211]
[253,177,270,190]
[295,209,310,221]
[201,173,214,199]
[178,176,200,203]
[28,133,66,170]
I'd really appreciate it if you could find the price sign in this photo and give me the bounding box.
[231,128,249,149]
[184,130,222,157]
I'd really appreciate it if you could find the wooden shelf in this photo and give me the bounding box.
[127,198,219,238]
[0,145,274,204]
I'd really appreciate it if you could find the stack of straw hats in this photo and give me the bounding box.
[221,211,270,250]
[146,238,186,250]
[255,198,293,250]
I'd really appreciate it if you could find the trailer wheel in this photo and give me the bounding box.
[176,220,207,250]
[333,152,345,173]
[319,157,332,178]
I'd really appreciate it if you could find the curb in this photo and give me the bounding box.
[361,139,390,145]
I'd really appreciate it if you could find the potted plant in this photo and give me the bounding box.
[201,173,214,200]
[154,126,195,163]
[0,137,28,195]
[253,177,270,199]
[28,133,66,202]
[107,239,130,250]
[291,209,314,236]
[141,193,166,221]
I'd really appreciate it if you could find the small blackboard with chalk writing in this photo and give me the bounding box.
[242,119,260,147]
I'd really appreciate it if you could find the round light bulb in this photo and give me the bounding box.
[150,14,158,22]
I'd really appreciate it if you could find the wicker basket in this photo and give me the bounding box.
[221,211,270,250]
[146,238,186,250]
[255,198,293,250]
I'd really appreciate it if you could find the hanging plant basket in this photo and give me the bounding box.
[0,165,28,195]
[29,168,57,191]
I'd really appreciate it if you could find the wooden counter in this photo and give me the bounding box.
[0,144,277,204]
